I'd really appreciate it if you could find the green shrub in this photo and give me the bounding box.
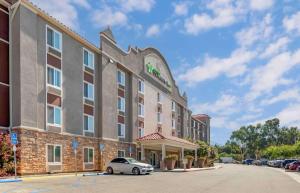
[0,132,15,177]
[196,141,209,158]
[165,154,178,160]
[185,155,194,160]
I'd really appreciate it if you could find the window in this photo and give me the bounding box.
[47,105,61,126]
[157,112,162,123]
[84,82,94,101]
[84,147,94,164]
[138,128,144,138]
[118,150,125,158]
[117,70,125,86]
[172,101,176,112]
[47,66,61,88]
[84,115,94,132]
[172,119,176,129]
[157,92,161,103]
[138,103,144,117]
[137,151,141,161]
[138,79,144,94]
[118,97,125,112]
[47,145,61,164]
[117,123,125,138]
[83,49,94,69]
[47,27,62,51]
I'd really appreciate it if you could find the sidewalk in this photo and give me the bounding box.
[156,165,222,172]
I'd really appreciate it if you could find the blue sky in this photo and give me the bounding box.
[31,0,300,144]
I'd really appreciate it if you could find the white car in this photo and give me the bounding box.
[106,157,154,175]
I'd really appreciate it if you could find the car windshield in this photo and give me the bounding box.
[126,158,139,164]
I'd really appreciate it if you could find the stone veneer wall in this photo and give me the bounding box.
[13,128,136,175]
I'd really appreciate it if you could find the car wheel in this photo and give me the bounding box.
[106,167,114,174]
[132,167,140,175]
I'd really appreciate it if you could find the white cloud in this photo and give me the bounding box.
[260,37,290,59]
[91,7,127,28]
[173,1,190,16]
[146,24,160,37]
[260,87,300,105]
[184,0,245,35]
[246,49,300,100]
[235,14,273,47]
[117,0,155,12]
[72,0,91,9]
[211,116,240,130]
[179,48,256,85]
[250,0,274,11]
[31,0,79,29]
[191,94,239,115]
[276,103,300,127]
[283,11,300,35]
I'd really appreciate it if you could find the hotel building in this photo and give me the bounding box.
[0,0,210,174]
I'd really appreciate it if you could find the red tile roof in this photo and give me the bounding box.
[137,132,196,146]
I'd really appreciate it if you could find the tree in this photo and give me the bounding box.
[196,141,209,158]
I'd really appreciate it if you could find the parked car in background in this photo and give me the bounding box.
[273,160,284,168]
[220,157,234,163]
[288,160,300,170]
[253,159,268,166]
[282,159,298,169]
[297,165,300,172]
[243,159,254,165]
[106,157,154,175]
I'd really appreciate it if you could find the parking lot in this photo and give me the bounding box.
[1,164,300,193]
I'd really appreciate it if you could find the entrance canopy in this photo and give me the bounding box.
[137,132,198,150]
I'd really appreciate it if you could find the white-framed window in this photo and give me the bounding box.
[84,82,94,101]
[84,147,94,164]
[172,101,176,112]
[117,123,125,138]
[172,119,176,129]
[84,115,94,132]
[157,112,162,123]
[118,150,125,158]
[138,103,144,117]
[47,26,62,51]
[117,70,125,86]
[47,105,61,126]
[47,66,61,88]
[83,48,94,70]
[118,97,125,112]
[138,127,144,138]
[138,79,144,94]
[47,144,62,164]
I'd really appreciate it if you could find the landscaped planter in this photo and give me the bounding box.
[198,158,206,168]
[165,159,176,170]
[165,154,178,170]
[185,155,194,169]
[186,159,193,169]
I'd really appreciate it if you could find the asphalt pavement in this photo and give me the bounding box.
[1,164,300,193]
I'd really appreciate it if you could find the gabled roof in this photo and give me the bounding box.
[137,132,197,147]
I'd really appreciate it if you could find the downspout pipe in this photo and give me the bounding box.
[8,0,21,134]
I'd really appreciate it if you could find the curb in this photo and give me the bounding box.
[0,178,22,183]
[156,165,222,172]
[83,172,107,176]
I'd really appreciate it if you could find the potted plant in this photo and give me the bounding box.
[165,154,178,170]
[196,141,209,168]
[185,155,194,169]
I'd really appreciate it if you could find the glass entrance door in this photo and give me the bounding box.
[150,152,157,167]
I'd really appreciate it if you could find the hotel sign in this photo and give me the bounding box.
[145,55,172,90]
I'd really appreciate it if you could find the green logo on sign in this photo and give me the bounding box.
[146,63,171,89]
